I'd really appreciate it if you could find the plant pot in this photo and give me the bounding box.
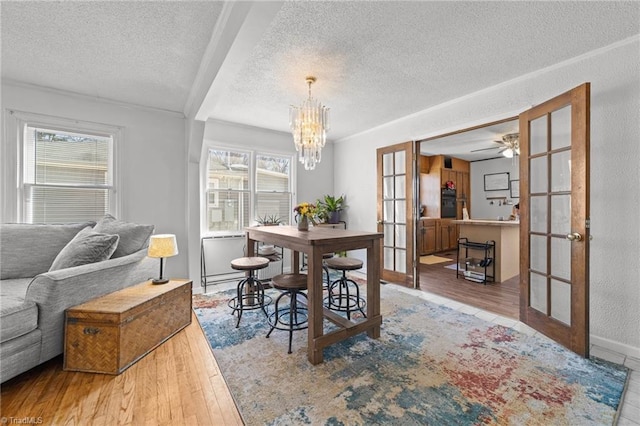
[328,211,340,224]
[297,216,309,231]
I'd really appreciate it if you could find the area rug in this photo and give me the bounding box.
[444,263,458,270]
[193,284,628,425]
[420,255,452,265]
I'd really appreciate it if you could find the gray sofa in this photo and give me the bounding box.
[0,219,157,383]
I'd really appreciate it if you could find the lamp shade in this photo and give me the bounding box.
[148,234,178,258]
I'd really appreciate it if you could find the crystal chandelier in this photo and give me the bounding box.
[289,76,330,170]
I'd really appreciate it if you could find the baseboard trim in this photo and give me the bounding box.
[591,334,640,360]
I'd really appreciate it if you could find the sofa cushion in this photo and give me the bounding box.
[49,227,120,271]
[1,278,38,344]
[93,214,154,258]
[0,222,95,279]
[0,296,38,344]
[0,328,42,383]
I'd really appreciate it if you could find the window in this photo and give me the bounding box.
[205,148,293,233]
[22,126,114,223]
[6,111,119,224]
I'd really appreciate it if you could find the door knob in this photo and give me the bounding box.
[566,232,583,241]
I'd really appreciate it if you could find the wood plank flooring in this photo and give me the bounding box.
[417,250,520,319]
[0,312,243,426]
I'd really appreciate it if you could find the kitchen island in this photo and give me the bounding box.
[452,219,520,283]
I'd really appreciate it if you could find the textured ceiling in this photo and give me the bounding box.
[1,1,223,113]
[206,1,640,144]
[1,1,639,157]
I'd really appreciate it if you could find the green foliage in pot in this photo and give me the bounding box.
[256,214,283,226]
[316,195,346,223]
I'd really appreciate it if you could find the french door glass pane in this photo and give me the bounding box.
[394,176,406,198]
[530,115,547,155]
[394,151,406,174]
[551,150,571,192]
[530,272,547,314]
[395,249,406,273]
[550,194,570,235]
[383,177,394,199]
[530,195,547,233]
[384,247,394,270]
[395,201,406,224]
[383,201,394,222]
[384,224,394,246]
[395,224,406,249]
[551,237,571,281]
[551,279,571,325]
[530,156,548,193]
[551,106,571,150]
[383,153,394,175]
[530,234,547,274]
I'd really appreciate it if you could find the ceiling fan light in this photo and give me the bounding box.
[503,148,514,158]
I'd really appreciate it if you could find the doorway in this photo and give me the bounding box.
[417,117,520,319]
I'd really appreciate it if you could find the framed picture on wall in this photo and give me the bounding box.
[484,172,510,191]
[510,180,520,198]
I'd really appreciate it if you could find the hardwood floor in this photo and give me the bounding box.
[0,313,243,426]
[418,251,520,319]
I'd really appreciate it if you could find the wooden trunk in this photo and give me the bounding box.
[64,279,192,374]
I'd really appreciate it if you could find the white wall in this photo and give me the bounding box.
[187,119,334,285]
[470,158,520,220]
[1,82,189,278]
[334,37,640,357]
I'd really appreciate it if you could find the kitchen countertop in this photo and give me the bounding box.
[452,219,520,227]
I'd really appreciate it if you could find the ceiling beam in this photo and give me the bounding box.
[184,1,283,121]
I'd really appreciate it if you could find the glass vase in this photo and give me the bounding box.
[297,216,309,231]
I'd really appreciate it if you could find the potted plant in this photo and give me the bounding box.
[316,195,345,224]
[256,214,283,226]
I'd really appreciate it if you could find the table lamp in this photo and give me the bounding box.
[147,234,178,284]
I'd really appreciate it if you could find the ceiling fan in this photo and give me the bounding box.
[471,133,520,158]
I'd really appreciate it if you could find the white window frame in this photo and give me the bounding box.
[2,110,122,223]
[201,143,296,236]
[255,151,294,227]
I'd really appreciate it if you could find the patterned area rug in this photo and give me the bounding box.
[193,284,628,425]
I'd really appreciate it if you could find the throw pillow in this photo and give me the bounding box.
[93,214,154,258]
[49,226,120,271]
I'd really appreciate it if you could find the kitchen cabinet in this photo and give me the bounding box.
[420,156,470,221]
[438,219,459,252]
[419,219,437,255]
[441,169,455,185]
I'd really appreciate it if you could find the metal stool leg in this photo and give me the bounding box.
[266,288,308,354]
[229,269,271,327]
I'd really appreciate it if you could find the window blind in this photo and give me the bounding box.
[23,125,113,223]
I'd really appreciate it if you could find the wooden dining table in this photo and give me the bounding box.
[245,225,383,364]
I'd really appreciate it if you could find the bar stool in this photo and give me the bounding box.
[228,257,272,328]
[324,257,366,320]
[322,252,334,289]
[266,273,308,354]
